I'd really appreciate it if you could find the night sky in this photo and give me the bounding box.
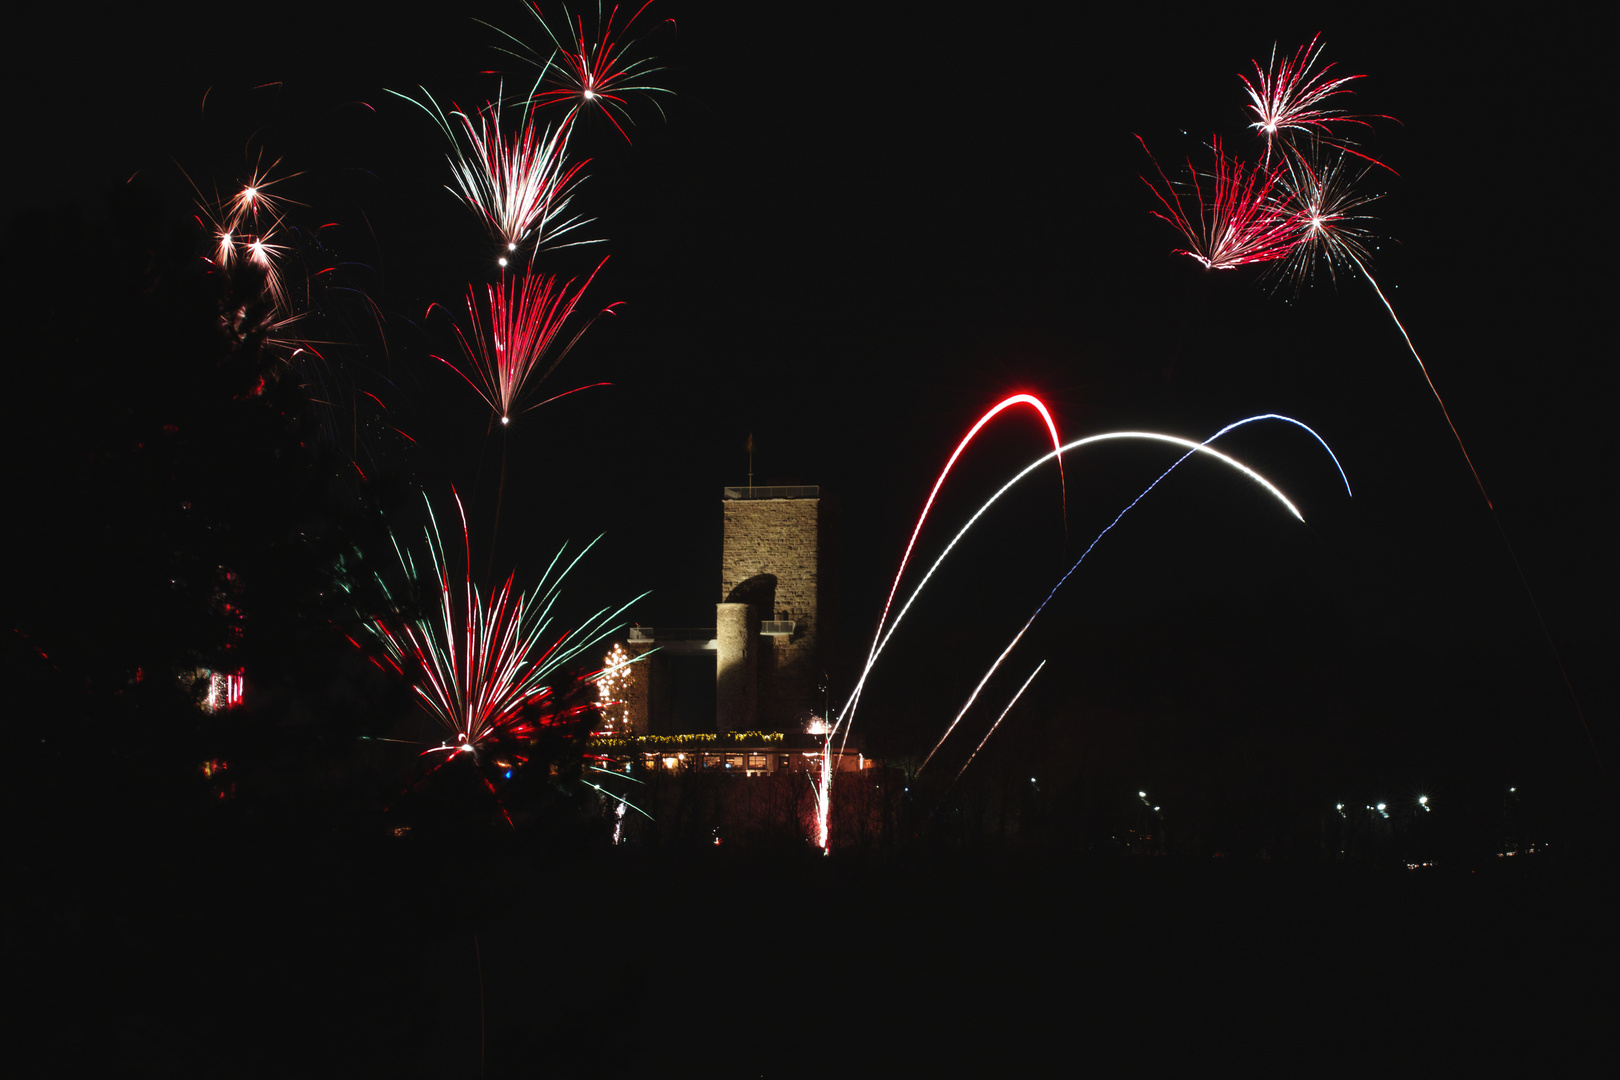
[9,6,1610,808]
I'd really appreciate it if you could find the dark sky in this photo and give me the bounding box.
[10,6,1610,794]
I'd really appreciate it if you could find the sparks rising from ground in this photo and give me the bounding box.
[357,492,644,758]
[436,258,618,424]
[820,393,1064,849]
[1138,136,1298,270]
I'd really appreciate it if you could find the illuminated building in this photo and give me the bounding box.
[609,485,864,775]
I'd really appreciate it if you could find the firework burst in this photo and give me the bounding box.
[1138,135,1298,270]
[357,492,646,758]
[1240,33,1387,169]
[391,88,594,262]
[492,1,673,141]
[436,257,618,424]
[190,160,304,313]
[1274,149,1382,286]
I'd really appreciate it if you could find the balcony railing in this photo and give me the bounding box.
[628,627,716,643]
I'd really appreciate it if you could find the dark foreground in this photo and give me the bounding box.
[9,819,1608,1078]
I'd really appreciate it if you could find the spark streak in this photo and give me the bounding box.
[823,427,1315,847]
[949,661,1046,788]
[920,416,1346,772]
[843,394,1065,731]
[1345,250,1492,507]
[840,430,1305,739]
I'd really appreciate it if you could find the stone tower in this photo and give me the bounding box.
[716,485,832,732]
[622,485,834,735]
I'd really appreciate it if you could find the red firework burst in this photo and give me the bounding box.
[1240,34,1393,171]
[358,492,644,759]
[435,257,618,424]
[505,1,672,142]
[1138,135,1299,270]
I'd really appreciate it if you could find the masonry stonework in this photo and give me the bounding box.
[720,494,832,729]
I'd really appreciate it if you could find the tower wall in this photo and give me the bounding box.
[720,493,831,728]
[715,602,756,732]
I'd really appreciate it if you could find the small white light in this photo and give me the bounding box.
[1138,791,1147,798]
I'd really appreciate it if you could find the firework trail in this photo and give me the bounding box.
[948,660,1046,789]
[356,491,646,757]
[1138,135,1298,270]
[1330,235,1600,767]
[390,87,594,262]
[1240,34,1391,171]
[1225,42,1476,489]
[919,415,1347,772]
[843,429,1304,727]
[1259,137,1493,515]
[490,1,673,142]
[822,428,1311,847]
[840,394,1065,735]
[435,257,618,425]
[1154,36,1599,767]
